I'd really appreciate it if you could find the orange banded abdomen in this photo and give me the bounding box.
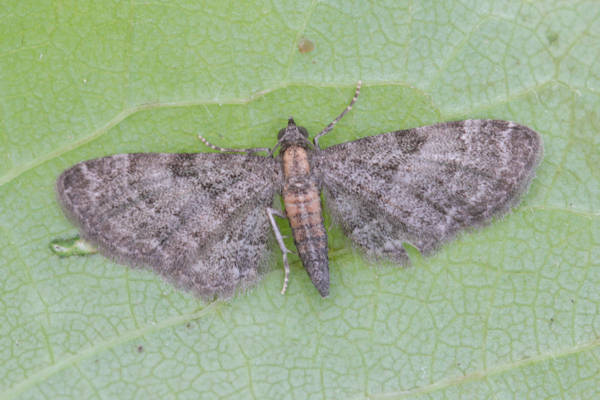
[282,145,329,297]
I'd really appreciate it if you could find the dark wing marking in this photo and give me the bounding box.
[312,120,543,264]
[57,153,281,299]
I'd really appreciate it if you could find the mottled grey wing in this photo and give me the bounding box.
[57,153,281,300]
[312,119,543,264]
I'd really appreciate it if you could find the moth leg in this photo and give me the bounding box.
[198,134,271,155]
[266,207,293,295]
[313,80,362,149]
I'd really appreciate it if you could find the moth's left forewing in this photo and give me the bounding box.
[313,119,543,264]
[56,152,282,300]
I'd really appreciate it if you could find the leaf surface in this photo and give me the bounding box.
[1,1,599,398]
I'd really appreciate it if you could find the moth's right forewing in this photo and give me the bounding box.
[313,120,543,263]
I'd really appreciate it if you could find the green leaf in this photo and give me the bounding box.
[1,0,599,399]
[49,236,97,257]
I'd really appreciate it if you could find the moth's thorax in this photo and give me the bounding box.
[282,145,310,177]
[281,145,320,221]
[281,144,329,297]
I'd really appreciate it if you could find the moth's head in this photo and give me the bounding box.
[277,117,311,152]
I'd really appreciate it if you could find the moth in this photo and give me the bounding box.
[56,82,543,299]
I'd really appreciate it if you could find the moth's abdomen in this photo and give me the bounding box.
[282,146,329,297]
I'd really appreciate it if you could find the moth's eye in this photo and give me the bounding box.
[277,128,286,140]
[298,127,309,137]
